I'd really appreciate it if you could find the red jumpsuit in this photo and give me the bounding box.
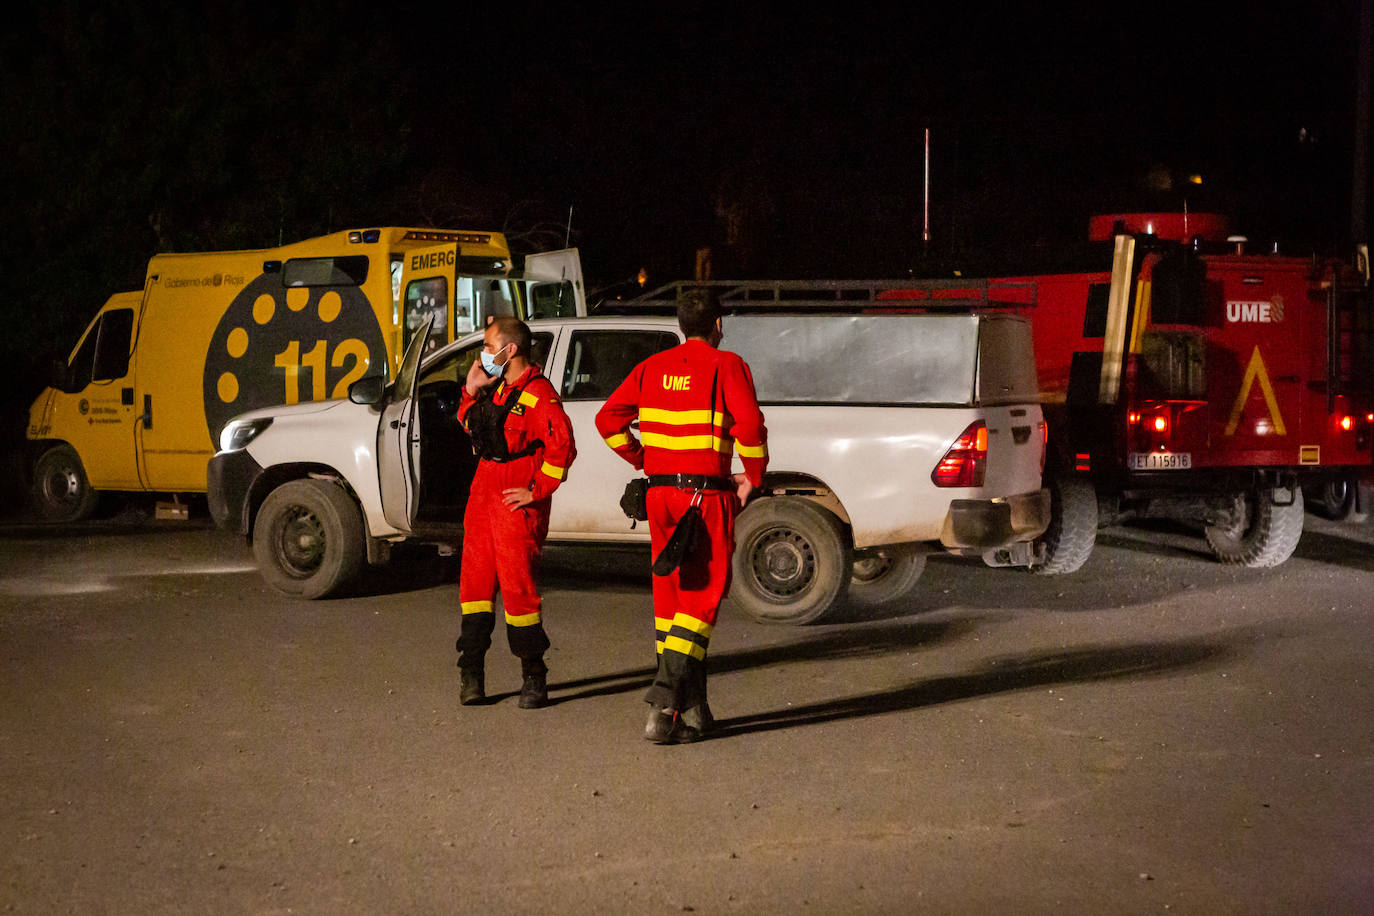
[595,339,768,712]
[456,365,575,676]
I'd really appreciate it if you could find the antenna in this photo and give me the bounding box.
[565,206,574,248]
[922,128,931,244]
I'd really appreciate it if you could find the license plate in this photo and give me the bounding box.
[1128,451,1192,470]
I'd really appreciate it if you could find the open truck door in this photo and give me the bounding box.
[522,248,586,319]
[378,317,433,532]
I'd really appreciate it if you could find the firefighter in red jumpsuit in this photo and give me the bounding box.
[456,317,575,709]
[595,291,768,743]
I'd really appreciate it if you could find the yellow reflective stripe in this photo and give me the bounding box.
[671,613,713,638]
[736,441,768,458]
[655,617,672,632]
[461,600,494,615]
[639,407,724,427]
[505,611,542,627]
[518,390,539,408]
[663,634,707,660]
[540,461,566,480]
[641,431,727,452]
[604,432,630,449]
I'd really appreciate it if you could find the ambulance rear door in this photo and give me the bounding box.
[396,242,457,362]
[378,317,432,532]
[523,248,586,318]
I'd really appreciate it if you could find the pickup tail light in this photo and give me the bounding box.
[932,421,988,488]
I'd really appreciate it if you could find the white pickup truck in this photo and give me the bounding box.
[208,312,1049,624]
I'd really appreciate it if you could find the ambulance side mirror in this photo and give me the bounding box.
[348,375,387,406]
[48,358,74,393]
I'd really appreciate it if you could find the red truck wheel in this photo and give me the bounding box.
[1031,474,1098,575]
[1205,487,1304,568]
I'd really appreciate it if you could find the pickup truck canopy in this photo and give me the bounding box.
[722,313,1039,407]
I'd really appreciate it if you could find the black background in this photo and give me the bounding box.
[2,0,1369,510]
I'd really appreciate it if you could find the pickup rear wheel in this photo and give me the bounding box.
[849,548,926,606]
[1205,486,1304,568]
[32,444,99,522]
[729,497,852,625]
[253,479,366,599]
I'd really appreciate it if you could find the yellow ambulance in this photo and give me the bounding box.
[26,226,585,520]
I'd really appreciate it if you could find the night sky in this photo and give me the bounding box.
[0,1,1368,410]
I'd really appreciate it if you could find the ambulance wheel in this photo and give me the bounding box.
[32,444,99,522]
[848,548,926,606]
[729,497,852,625]
[1205,486,1304,568]
[253,479,366,599]
[1030,474,1097,575]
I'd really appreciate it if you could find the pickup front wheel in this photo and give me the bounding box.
[253,479,366,599]
[729,497,852,625]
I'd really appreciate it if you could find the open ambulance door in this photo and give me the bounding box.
[378,317,432,532]
[522,248,586,319]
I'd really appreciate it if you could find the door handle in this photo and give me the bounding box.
[137,394,152,429]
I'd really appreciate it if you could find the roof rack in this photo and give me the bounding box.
[593,278,1038,312]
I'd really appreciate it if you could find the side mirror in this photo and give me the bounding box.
[348,375,387,406]
[48,358,72,392]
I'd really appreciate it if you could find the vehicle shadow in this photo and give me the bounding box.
[1291,530,1374,572]
[710,636,1237,740]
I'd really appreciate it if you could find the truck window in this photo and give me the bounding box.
[404,277,449,354]
[452,277,517,335]
[417,332,555,390]
[1149,251,1206,325]
[1081,283,1111,337]
[92,308,134,381]
[283,255,369,287]
[1138,330,1205,399]
[529,281,578,319]
[67,308,135,390]
[561,330,679,400]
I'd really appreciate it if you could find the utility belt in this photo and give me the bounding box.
[479,440,541,464]
[647,474,734,492]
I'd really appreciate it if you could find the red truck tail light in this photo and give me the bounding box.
[1339,415,1354,432]
[1152,414,1169,434]
[932,421,988,488]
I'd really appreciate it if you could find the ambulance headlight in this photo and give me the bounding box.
[220,418,273,452]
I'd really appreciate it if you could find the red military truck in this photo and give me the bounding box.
[877,212,1372,572]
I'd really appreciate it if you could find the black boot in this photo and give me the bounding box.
[459,668,486,706]
[519,672,548,709]
[644,705,675,743]
[673,704,711,743]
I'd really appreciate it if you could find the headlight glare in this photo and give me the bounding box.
[220,418,272,452]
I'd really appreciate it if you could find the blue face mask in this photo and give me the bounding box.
[479,346,507,377]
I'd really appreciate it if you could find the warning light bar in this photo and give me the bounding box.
[402,230,493,245]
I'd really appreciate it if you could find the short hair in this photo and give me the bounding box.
[489,316,532,357]
[677,288,723,339]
